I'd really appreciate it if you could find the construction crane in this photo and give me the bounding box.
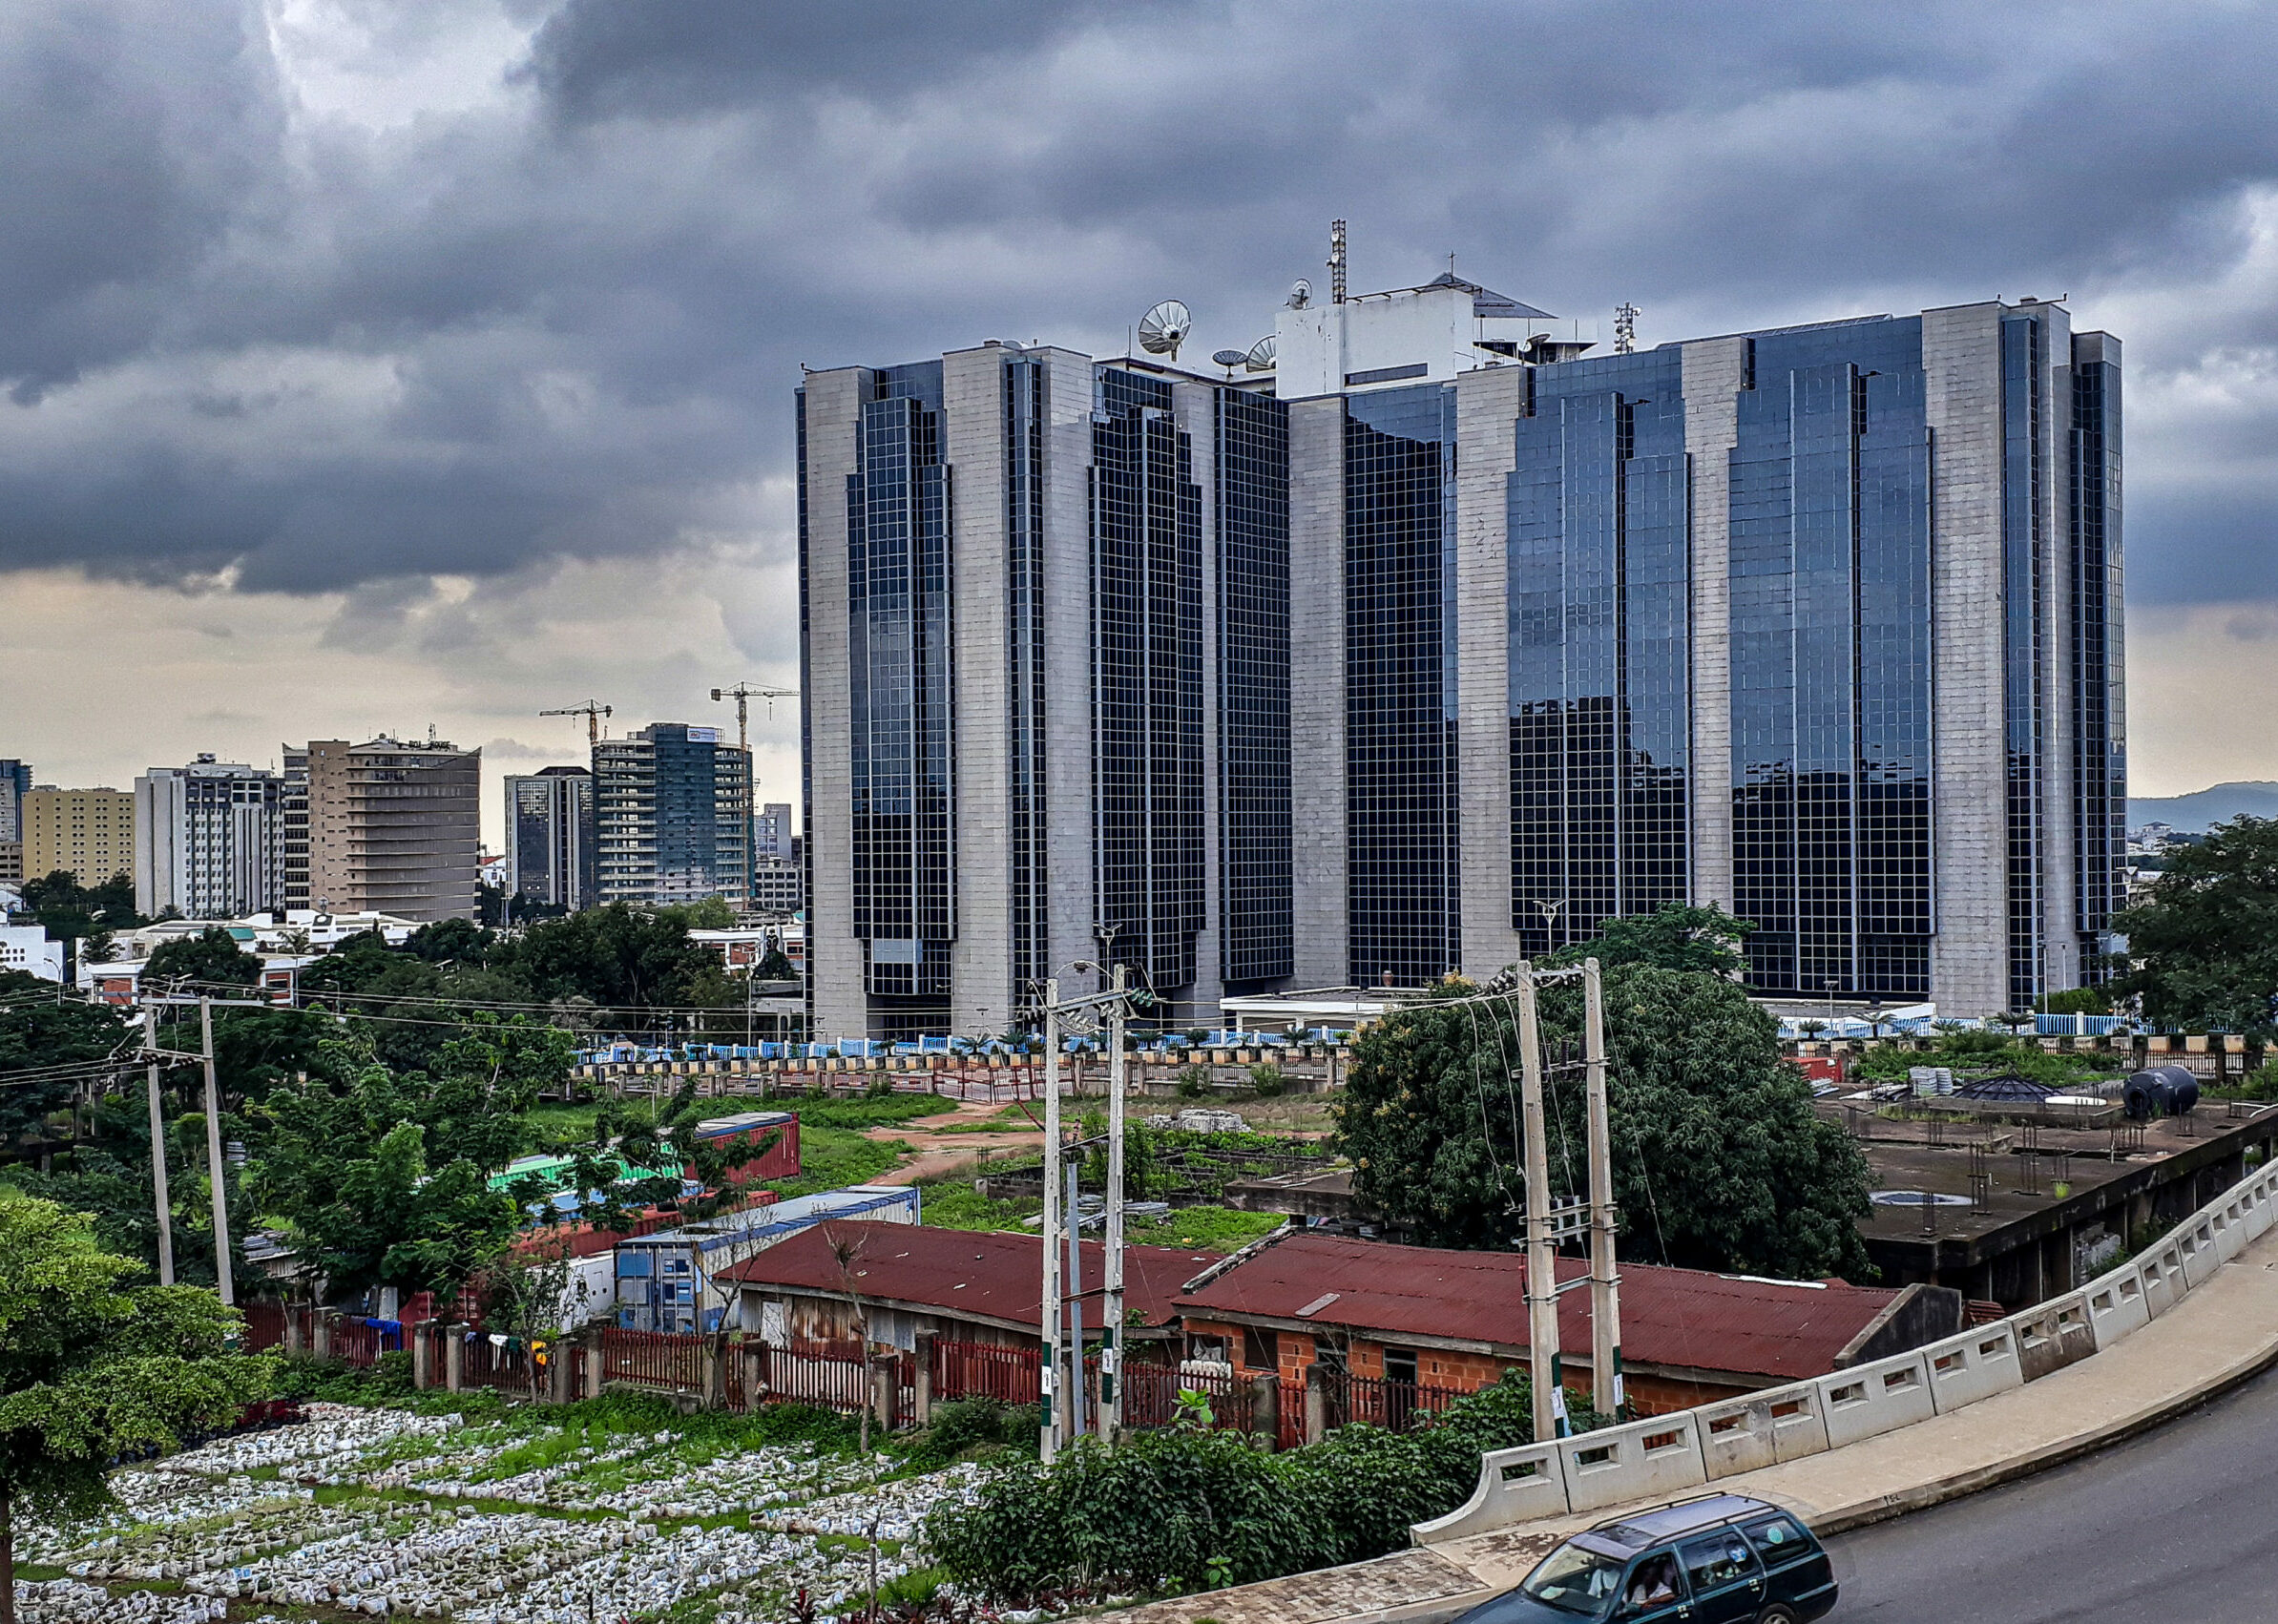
[710,683,797,753]
[539,699,613,746]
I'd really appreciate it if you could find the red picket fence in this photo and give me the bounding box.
[461,1332,548,1395]
[756,1343,871,1412]
[239,1301,288,1352]
[332,1318,403,1368]
[930,1338,1041,1406]
[1116,1360,1262,1435]
[1321,1370,1466,1434]
[600,1326,706,1393]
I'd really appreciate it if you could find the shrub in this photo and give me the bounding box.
[1176,1066,1211,1099]
[927,1369,1573,1600]
[1246,1064,1286,1098]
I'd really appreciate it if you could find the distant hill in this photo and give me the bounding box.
[2129,781,2278,833]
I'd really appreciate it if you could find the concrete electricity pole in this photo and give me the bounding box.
[199,996,235,1308]
[140,992,265,1307]
[1102,963,1130,1440]
[143,1005,175,1287]
[1513,962,1565,1440]
[1583,958,1622,1416]
[1038,977,1063,1461]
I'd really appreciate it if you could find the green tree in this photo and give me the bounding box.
[0,1199,271,1622]
[403,917,495,965]
[17,871,142,975]
[1543,902,1755,977]
[508,904,717,1010]
[143,927,262,989]
[251,1020,573,1301]
[0,968,125,1143]
[2118,815,2278,1033]
[1333,964,1872,1280]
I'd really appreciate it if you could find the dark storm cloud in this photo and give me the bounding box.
[524,0,1152,118]
[3,0,2278,606]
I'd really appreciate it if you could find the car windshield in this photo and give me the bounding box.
[1519,1544,1628,1617]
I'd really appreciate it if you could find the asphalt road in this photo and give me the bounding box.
[1827,1363,2278,1623]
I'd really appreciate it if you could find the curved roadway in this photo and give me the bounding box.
[1827,1362,2278,1621]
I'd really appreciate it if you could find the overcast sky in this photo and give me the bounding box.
[6,0,2278,843]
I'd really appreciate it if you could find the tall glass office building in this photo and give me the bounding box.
[803,278,2121,1036]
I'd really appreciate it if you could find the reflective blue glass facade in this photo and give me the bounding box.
[846,362,954,1006]
[2070,341,2124,979]
[1508,350,1691,956]
[1345,384,1461,986]
[1729,319,1933,999]
[1091,367,1207,993]
[1215,386,1294,986]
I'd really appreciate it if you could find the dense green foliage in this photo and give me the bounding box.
[0,968,123,1142]
[1848,1027,2117,1086]
[16,871,141,970]
[251,1021,575,1300]
[1543,902,1755,978]
[143,927,263,988]
[1335,963,1873,1280]
[0,1199,272,1617]
[928,1371,1583,1598]
[2118,816,2278,1033]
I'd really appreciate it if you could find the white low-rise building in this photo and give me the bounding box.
[0,924,64,982]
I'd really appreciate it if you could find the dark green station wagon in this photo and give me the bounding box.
[1451,1493,1838,1624]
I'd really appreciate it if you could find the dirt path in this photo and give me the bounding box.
[860,1097,1044,1187]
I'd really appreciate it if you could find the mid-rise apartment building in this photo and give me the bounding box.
[134,759,285,918]
[305,737,481,923]
[25,786,134,888]
[801,268,2123,1035]
[506,766,596,911]
[594,724,752,907]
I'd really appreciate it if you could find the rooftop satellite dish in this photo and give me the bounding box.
[1288,279,1312,309]
[1139,300,1192,361]
[1243,334,1278,372]
[1210,348,1245,369]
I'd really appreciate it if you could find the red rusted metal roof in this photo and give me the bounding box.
[720,1220,1214,1330]
[1177,1232,1898,1383]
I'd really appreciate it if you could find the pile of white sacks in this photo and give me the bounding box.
[17,1400,996,1623]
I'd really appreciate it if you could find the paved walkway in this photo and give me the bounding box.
[1125,1225,2278,1624]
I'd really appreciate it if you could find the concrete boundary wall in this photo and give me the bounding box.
[1414,1156,2278,1544]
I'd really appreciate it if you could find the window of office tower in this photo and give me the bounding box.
[1508,350,1691,956]
[1345,385,1460,989]
[1091,366,1206,992]
[1216,386,1293,987]
[1729,321,1933,1000]
[848,362,955,1005]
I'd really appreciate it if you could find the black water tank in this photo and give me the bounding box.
[2124,1064,2200,1120]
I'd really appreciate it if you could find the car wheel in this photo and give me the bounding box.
[1756,1608,1800,1624]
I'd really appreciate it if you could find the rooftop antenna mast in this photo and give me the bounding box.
[539,699,613,746]
[710,682,798,754]
[1614,302,1640,355]
[1329,219,1348,304]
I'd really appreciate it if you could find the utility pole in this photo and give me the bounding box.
[1514,963,1564,1440]
[143,1005,175,1287]
[1064,1156,1086,1441]
[1583,958,1622,1417]
[1039,977,1063,1462]
[1102,963,1129,1440]
[140,993,263,1305]
[199,996,235,1307]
